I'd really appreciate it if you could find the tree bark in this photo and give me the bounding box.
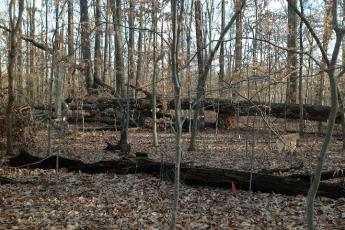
[286,0,298,104]
[67,0,75,97]
[233,0,243,91]
[169,0,183,228]
[6,0,24,158]
[9,150,345,199]
[298,0,304,137]
[111,0,125,97]
[151,1,158,147]
[94,0,102,85]
[80,0,94,91]
[219,0,225,97]
[317,2,333,134]
[135,2,144,99]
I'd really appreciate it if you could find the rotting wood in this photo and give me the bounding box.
[67,97,343,123]
[8,149,345,199]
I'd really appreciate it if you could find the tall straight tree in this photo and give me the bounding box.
[298,0,304,137]
[151,1,158,147]
[233,0,243,85]
[27,0,36,102]
[128,0,135,94]
[286,0,298,103]
[111,0,129,154]
[103,0,110,83]
[219,0,225,97]
[54,2,63,117]
[317,1,333,134]
[6,0,24,158]
[94,0,102,85]
[67,0,75,96]
[16,20,23,103]
[111,0,125,96]
[188,0,204,151]
[340,0,345,150]
[80,0,94,92]
[135,2,144,99]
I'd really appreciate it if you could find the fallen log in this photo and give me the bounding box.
[68,97,343,123]
[68,98,155,111]
[174,99,344,123]
[8,150,345,199]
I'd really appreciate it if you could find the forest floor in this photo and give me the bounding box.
[1,121,345,229]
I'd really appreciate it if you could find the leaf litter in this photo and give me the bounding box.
[1,126,345,229]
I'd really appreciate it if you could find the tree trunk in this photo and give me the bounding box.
[67,0,75,98]
[111,0,125,97]
[286,0,298,104]
[111,0,128,154]
[169,1,183,228]
[26,1,35,104]
[189,0,205,151]
[340,0,345,151]
[233,0,243,90]
[103,0,110,83]
[188,1,245,151]
[80,0,94,91]
[16,21,23,104]
[317,2,332,134]
[298,0,304,137]
[219,0,225,97]
[6,0,24,158]
[299,1,344,228]
[9,150,345,199]
[135,2,144,99]
[152,1,158,147]
[94,0,102,86]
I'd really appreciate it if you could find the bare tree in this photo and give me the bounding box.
[317,1,333,134]
[340,0,345,150]
[80,0,94,92]
[16,20,23,103]
[103,0,110,83]
[111,0,129,154]
[135,2,145,99]
[67,0,75,96]
[188,0,204,151]
[219,0,225,97]
[94,0,102,85]
[26,0,36,103]
[6,0,24,158]
[288,1,345,229]
[111,0,125,97]
[151,1,158,147]
[234,0,243,87]
[188,0,246,151]
[286,0,298,103]
[128,0,135,95]
[169,0,183,228]
[298,0,304,136]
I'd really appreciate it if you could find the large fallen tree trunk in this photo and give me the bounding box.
[8,150,345,199]
[175,99,344,123]
[67,97,342,123]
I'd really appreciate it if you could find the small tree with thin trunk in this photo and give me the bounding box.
[169,1,183,228]
[189,0,245,151]
[288,0,345,229]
